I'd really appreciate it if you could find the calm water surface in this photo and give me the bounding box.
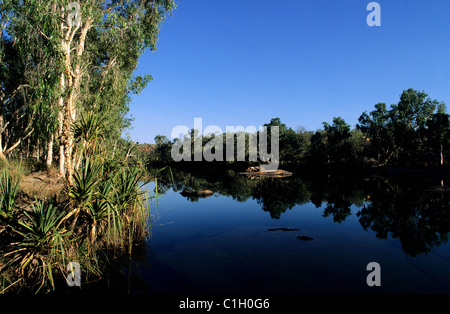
[131,168,450,294]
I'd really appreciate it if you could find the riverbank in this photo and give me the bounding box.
[148,160,450,181]
[0,159,153,294]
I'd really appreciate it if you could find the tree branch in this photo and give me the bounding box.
[2,84,30,106]
[102,0,126,15]
[3,128,34,156]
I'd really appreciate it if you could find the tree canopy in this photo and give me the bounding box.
[0,0,175,182]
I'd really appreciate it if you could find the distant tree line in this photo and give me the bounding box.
[147,89,450,170]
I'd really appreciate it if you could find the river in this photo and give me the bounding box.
[127,167,450,294]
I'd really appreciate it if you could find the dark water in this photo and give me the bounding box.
[130,168,450,294]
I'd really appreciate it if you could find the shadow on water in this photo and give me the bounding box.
[149,166,450,258]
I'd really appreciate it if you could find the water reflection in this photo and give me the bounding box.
[148,167,450,257]
[357,180,450,257]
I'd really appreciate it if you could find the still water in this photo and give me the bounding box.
[132,168,450,294]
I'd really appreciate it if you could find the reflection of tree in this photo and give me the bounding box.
[356,178,450,257]
[147,166,257,202]
[322,200,352,223]
[252,177,311,219]
[307,173,366,223]
[148,166,450,257]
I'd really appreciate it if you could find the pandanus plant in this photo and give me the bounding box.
[0,170,21,230]
[72,111,105,171]
[4,199,69,292]
[84,179,114,244]
[73,111,104,157]
[111,166,151,249]
[62,157,103,232]
[114,166,148,210]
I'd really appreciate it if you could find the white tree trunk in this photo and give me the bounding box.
[58,17,92,183]
[46,134,54,168]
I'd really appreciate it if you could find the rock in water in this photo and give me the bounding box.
[268,228,300,232]
[296,235,313,241]
[180,189,214,198]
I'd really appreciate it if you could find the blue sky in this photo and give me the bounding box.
[127,0,450,144]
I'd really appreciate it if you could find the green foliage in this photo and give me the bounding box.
[147,115,373,168]
[150,135,173,164]
[0,169,20,224]
[358,89,447,166]
[0,0,172,293]
[73,111,105,158]
[264,118,311,165]
[357,103,395,164]
[323,117,353,165]
[147,89,447,169]
[67,158,103,208]
[19,199,65,245]
[425,112,450,166]
[4,198,69,292]
[114,166,148,209]
[1,0,176,178]
[0,156,154,293]
[1,0,63,160]
[307,130,328,166]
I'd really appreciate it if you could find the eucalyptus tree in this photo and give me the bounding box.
[59,0,174,182]
[0,0,35,163]
[12,1,63,166]
[2,0,175,181]
[1,0,63,165]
